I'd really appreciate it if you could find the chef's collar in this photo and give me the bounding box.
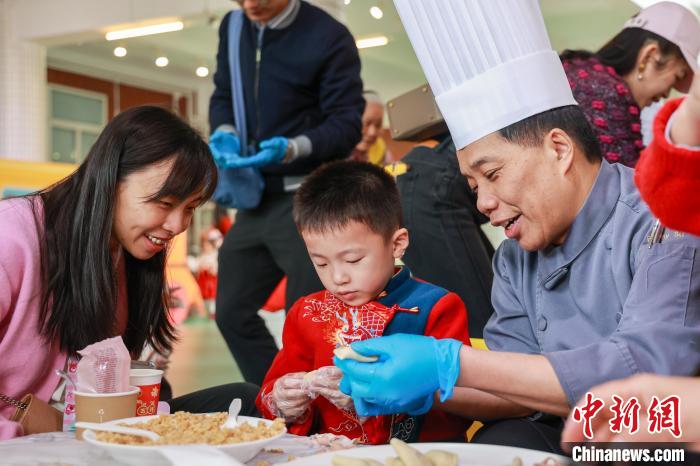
[538,162,621,280]
[252,0,300,30]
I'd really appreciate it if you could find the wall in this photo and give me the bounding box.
[48,68,188,119]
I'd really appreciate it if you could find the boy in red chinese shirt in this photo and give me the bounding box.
[256,160,471,444]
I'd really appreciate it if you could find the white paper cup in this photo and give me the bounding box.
[75,386,140,439]
[129,369,164,417]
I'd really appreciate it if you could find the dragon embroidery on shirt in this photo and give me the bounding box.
[301,292,393,347]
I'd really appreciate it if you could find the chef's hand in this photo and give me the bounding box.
[334,334,463,415]
[352,393,434,417]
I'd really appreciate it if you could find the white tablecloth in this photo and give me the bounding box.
[0,432,357,466]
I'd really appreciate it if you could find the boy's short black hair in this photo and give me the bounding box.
[294,160,401,239]
[498,105,602,163]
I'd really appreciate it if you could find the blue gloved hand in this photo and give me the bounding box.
[339,364,430,415]
[243,148,283,167]
[209,130,243,168]
[209,131,284,169]
[353,392,434,416]
[334,334,463,415]
[258,136,289,164]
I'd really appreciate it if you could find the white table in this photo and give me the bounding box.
[0,431,354,466]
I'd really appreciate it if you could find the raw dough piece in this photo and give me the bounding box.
[425,450,459,466]
[333,346,379,363]
[385,457,405,466]
[331,456,383,466]
[390,438,432,466]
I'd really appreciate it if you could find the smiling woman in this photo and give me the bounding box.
[112,159,205,261]
[0,106,261,440]
[33,105,217,356]
[560,1,700,167]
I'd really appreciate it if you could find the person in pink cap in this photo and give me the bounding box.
[561,1,699,167]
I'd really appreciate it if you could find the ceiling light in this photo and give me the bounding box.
[113,46,127,58]
[356,35,389,49]
[155,56,169,67]
[344,0,351,4]
[370,6,383,19]
[196,66,210,77]
[106,21,184,41]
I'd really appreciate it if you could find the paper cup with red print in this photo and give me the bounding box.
[129,369,163,417]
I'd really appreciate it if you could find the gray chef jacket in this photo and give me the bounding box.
[484,161,700,405]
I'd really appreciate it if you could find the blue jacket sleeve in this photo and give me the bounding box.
[209,12,235,133]
[298,26,364,161]
[545,233,700,405]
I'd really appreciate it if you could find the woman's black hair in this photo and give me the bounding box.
[561,27,684,76]
[30,105,217,356]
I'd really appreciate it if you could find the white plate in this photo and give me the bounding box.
[83,414,286,466]
[284,443,571,466]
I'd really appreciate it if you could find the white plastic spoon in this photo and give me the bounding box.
[76,421,160,441]
[221,398,241,429]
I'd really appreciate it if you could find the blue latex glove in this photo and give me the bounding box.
[334,334,463,416]
[209,130,243,168]
[354,392,434,417]
[209,131,282,169]
[258,136,289,164]
[244,148,283,167]
[339,370,433,416]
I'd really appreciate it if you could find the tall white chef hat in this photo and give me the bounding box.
[393,0,577,149]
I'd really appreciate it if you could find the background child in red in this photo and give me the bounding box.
[195,228,223,317]
[256,160,471,444]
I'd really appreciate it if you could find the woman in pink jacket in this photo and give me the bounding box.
[0,106,258,439]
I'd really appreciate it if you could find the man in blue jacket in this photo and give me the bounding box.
[210,0,364,385]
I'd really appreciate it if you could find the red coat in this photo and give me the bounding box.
[256,268,471,444]
[636,97,700,236]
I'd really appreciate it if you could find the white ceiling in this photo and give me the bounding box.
[46,0,695,107]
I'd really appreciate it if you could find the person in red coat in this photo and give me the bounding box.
[635,74,700,235]
[255,161,471,444]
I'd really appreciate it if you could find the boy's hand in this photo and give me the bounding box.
[271,372,313,422]
[308,366,354,411]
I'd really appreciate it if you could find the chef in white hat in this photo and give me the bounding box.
[335,0,700,451]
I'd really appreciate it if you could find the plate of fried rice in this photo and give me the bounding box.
[82,412,286,465]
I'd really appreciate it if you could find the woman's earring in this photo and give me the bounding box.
[637,64,645,81]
